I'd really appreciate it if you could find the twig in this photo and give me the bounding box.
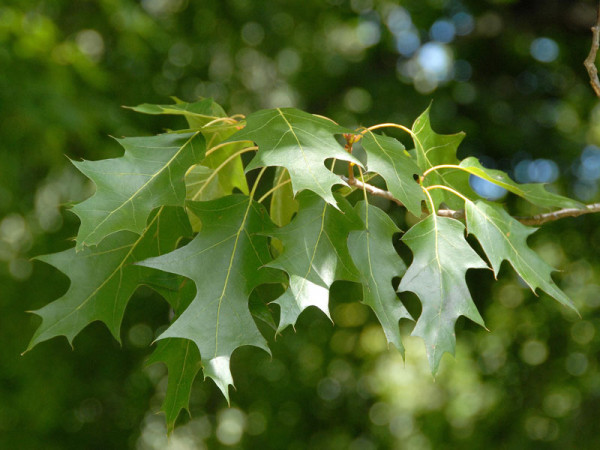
[437,209,466,220]
[584,1,600,97]
[341,175,600,225]
[516,203,600,225]
[342,175,404,206]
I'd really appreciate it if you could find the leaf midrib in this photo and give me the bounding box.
[277,108,328,197]
[37,207,164,340]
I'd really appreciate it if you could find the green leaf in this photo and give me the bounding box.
[266,192,363,332]
[128,98,227,127]
[185,165,222,231]
[199,140,249,197]
[347,201,412,354]
[72,132,205,250]
[412,105,475,209]
[465,200,576,311]
[146,339,202,434]
[145,259,199,433]
[185,165,222,202]
[270,167,298,227]
[137,195,285,401]
[227,108,362,206]
[130,98,249,196]
[190,100,249,198]
[27,207,192,350]
[460,157,583,210]
[361,130,425,216]
[398,215,488,374]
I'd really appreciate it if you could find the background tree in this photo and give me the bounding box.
[1,0,599,448]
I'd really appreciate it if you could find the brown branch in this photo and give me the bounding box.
[584,1,600,97]
[516,203,600,225]
[342,175,404,206]
[342,175,600,225]
[437,209,465,220]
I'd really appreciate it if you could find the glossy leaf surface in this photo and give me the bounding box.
[267,192,363,332]
[412,105,475,209]
[361,131,425,217]
[460,157,583,210]
[398,215,488,374]
[228,108,362,206]
[465,200,576,311]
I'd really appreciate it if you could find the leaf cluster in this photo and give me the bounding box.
[29,98,583,431]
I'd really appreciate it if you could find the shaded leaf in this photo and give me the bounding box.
[227,108,362,206]
[266,192,363,332]
[465,199,576,311]
[460,157,583,210]
[185,165,222,201]
[27,207,192,350]
[131,98,249,197]
[348,202,412,354]
[398,215,488,374]
[146,339,202,434]
[72,132,205,250]
[185,165,222,231]
[270,167,298,227]
[412,105,475,209]
[137,195,285,401]
[361,130,425,216]
[128,98,226,126]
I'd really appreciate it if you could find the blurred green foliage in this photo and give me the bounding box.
[1,0,600,448]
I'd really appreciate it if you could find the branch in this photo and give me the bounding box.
[341,175,600,225]
[342,175,405,206]
[516,203,600,225]
[584,1,600,97]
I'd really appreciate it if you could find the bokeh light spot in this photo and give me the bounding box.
[520,340,548,365]
[530,37,559,63]
[430,20,455,43]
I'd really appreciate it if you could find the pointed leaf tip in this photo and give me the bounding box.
[465,199,578,312]
[72,132,205,250]
[266,192,363,331]
[137,196,282,400]
[27,208,190,352]
[460,158,584,210]
[147,339,202,432]
[412,106,474,210]
[204,356,234,404]
[348,202,412,355]
[399,215,487,373]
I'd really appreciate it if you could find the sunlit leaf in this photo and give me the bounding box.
[131,98,249,197]
[227,108,362,206]
[398,215,488,374]
[270,167,298,227]
[266,192,362,332]
[465,199,576,311]
[412,105,475,209]
[128,97,226,125]
[460,157,583,210]
[361,130,425,216]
